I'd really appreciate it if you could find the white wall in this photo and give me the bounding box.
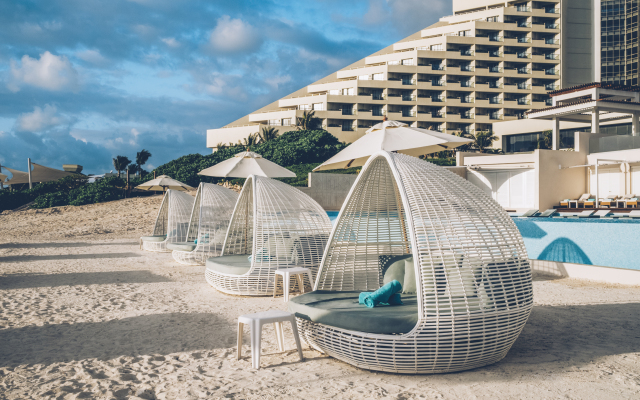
[467,169,536,209]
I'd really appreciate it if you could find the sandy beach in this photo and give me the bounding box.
[1,200,640,399]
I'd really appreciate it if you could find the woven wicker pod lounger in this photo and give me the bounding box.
[141,189,195,252]
[171,183,239,265]
[205,175,332,296]
[289,151,533,374]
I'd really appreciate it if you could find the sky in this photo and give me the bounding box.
[0,0,450,175]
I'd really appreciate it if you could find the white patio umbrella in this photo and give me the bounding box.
[198,151,296,178]
[135,175,195,192]
[313,120,473,171]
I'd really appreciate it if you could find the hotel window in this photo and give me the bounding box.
[342,120,353,131]
[268,119,281,126]
[486,16,499,22]
[373,73,384,81]
[299,104,312,110]
[401,58,414,65]
[312,103,324,111]
[342,88,355,96]
[358,75,370,80]
[388,60,400,65]
[282,118,291,126]
[430,44,443,51]
[329,89,340,95]
[459,30,471,37]
[372,105,383,116]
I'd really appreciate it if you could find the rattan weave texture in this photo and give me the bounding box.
[141,189,194,252]
[298,151,533,374]
[172,183,239,265]
[205,175,332,296]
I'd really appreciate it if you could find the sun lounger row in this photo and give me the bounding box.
[519,209,640,218]
[559,194,639,209]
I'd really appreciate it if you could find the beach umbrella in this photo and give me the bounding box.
[135,175,195,192]
[313,120,473,171]
[198,151,296,178]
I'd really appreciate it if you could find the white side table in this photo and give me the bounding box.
[237,310,304,369]
[273,267,313,302]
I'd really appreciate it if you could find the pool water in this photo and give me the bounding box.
[325,211,640,270]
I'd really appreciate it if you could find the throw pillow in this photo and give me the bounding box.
[403,257,417,294]
[383,259,405,285]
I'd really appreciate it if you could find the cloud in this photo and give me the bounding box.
[8,51,80,92]
[161,37,180,48]
[15,104,66,132]
[363,0,449,35]
[209,16,263,54]
[76,49,110,67]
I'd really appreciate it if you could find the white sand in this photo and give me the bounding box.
[1,201,640,399]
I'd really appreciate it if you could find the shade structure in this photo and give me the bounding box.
[141,189,195,252]
[0,173,7,184]
[198,151,295,178]
[171,183,239,265]
[204,175,332,296]
[135,175,195,192]
[3,163,75,185]
[313,120,472,171]
[294,151,533,374]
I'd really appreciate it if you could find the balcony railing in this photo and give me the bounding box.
[460,81,474,88]
[489,35,504,42]
[489,66,503,73]
[515,5,531,12]
[372,94,386,100]
[432,80,446,86]
[461,97,475,103]
[545,23,559,29]
[517,98,530,105]
[460,50,474,56]
[461,113,475,119]
[545,68,558,75]
[488,82,503,88]
[490,113,504,120]
[402,79,417,85]
[517,37,531,43]
[517,21,531,28]
[431,112,445,118]
[489,98,503,104]
[431,64,446,71]
[545,7,559,14]
[545,38,559,45]
[545,53,559,60]
[517,68,531,74]
[489,50,503,57]
[517,52,531,59]
[431,96,445,102]
[402,95,416,101]
[544,83,558,90]
[461,65,475,71]
[517,83,531,90]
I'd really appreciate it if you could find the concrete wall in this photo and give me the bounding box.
[561,0,596,87]
[297,172,358,211]
[535,149,587,210]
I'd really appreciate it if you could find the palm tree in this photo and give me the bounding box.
[112,156,131,178]
[259,126,279,142]
[242,133,260,147]
[135,149,152,176]
[466,130,500,153]
[127,163,139,176]
[453,131,473,153]
[296,110,320,130]
[215,142,228,150]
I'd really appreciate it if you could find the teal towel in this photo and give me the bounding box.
[359,280,403,308]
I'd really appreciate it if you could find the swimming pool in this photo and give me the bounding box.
[513,218,640,270]
[325,211,640,270]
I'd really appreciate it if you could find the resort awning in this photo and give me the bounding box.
[135,175,195,192]
[198,151,296,178]
[3,163,75,185]
[313,120,472,171]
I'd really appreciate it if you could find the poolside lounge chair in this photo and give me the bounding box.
[568,194,592,209]
[617,194,636,208]
[577,210,596,218]
[600,195,619,208]
[593,210,612,218]
[520,209,539,217]
[204,175,332,296]
[626,197,639,209]
[626,210,640,218]
[141,189,195,252]
[537,209,558,217]
[170,183,239,266]
[290,151,532,374]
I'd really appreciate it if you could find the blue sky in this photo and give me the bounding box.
[0,0,450,175]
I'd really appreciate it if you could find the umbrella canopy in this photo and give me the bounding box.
[135,175,195,192]
[198,151,296,178]
[313,120,473,171]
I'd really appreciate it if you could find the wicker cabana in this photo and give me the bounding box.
[171,183,239,265]
[205,175,332,296]
[289,151,533,374]
[141,189,194,252]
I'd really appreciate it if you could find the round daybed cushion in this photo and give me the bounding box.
[288,290,419,335]
[167,242,196,252]
[140,235,166,242]
[206,255,252,276]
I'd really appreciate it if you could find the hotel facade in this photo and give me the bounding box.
[208,0,597,149]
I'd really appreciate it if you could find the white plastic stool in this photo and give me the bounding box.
[237,310,304,369]
[273,267,313,302]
